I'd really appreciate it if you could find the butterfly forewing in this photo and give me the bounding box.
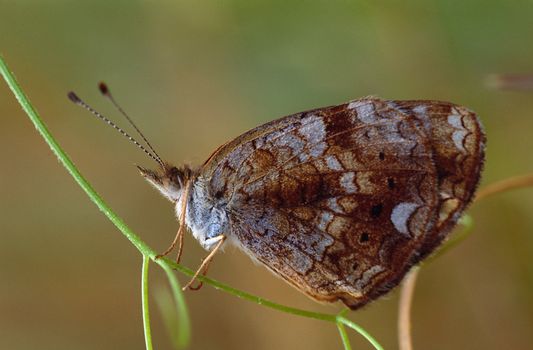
[199,97,481,309]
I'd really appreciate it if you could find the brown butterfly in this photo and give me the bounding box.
[70,87,485,310]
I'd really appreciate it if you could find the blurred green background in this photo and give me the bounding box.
[1,1,532,349]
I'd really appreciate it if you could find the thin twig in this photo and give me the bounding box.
[396,215,473,350]
[486,73,533,90]
[141,256,154,350]
[336,314,384,350]
[161,263,191,348]
[337,321,353,350]
[475,173,533,201]
[397,267,419,350]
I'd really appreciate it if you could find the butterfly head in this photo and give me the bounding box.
[138,164,194,202]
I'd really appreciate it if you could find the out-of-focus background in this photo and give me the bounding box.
[1,1,532,349]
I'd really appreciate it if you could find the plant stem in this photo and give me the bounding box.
[161,264,191,348]
[337,315,385,350]
[337,321,352,350]
[142,256,154,350]
[397,267,419,350]
[475,173,533,201]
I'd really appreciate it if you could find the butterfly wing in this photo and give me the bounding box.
[200,97,483,309]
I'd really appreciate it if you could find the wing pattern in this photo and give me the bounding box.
[199,97,484,309]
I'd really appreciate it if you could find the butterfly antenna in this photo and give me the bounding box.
[67,91,166,168]
[97,82,164,167]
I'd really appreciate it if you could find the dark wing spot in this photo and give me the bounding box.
[378,151,385,160]
[360,232,370,243]
[387,178,395,190]
[370,203,383,218]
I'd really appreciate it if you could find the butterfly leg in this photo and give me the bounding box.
[156,181,191,263]
[187,264,211,291]
[182,234,226,291]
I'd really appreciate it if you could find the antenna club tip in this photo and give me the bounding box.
[98,82,110,95]
[67,91,82,104]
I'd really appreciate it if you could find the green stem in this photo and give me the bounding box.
[337,321,352,350]
[142,256,154,350]
[338,315,385,350]
[161,264,191,348]
[336,309,353,350]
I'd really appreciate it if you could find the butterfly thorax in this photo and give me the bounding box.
[139,164,230,250]
[182,175,230,250]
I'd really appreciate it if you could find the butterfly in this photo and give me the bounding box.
[70,88,485,309]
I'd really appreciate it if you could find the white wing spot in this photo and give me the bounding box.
[340,172,357,194]
[447,112,462,128]
[314,233,334,257]
[447,113,467,152]
[309,141,327,157]
[298,141,327,162]
[318,211,333,232]
[391,202,419,235]
[412,105,427,115]
[327,197,344,213]
[383,121,404,143]
[274,133,305,154]
[348,100,376,123]
[326,155,343,171]
[298,152,310,162]
[300,115,326,141]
